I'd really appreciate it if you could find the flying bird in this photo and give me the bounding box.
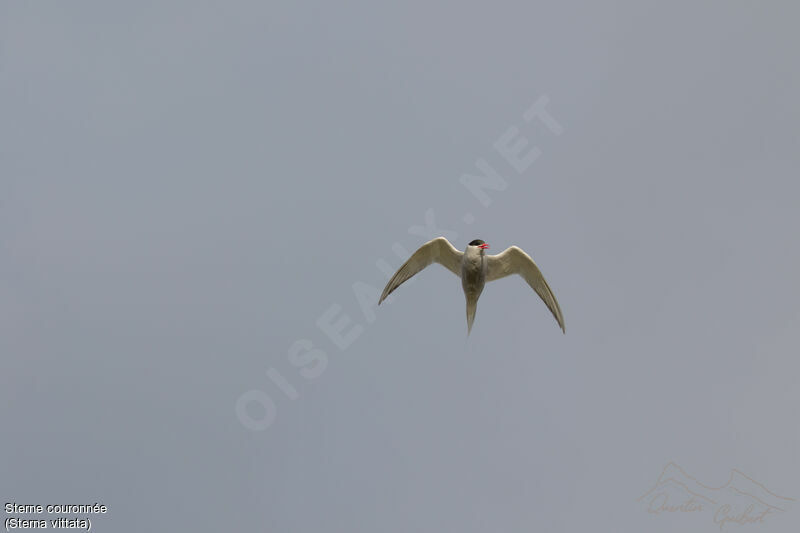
[378,237,565,334]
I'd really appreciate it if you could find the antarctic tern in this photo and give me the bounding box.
[378,237,565,334]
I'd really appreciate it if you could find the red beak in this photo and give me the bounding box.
[479,243,490,250]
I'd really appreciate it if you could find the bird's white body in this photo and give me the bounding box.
[461,244,487,332]
[378,237,565,334]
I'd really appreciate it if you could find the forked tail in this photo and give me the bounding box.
[465,293,479,335]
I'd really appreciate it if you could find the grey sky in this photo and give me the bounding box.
[2,1,799,532]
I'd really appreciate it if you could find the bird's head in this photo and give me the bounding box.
[469,239,490,253]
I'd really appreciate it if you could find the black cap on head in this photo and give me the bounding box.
[469,239,485,246]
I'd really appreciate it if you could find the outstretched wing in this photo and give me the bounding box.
[486,246,565,333]
[378,237,463,304]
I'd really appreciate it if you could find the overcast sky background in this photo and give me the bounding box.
[2,1,799,532]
